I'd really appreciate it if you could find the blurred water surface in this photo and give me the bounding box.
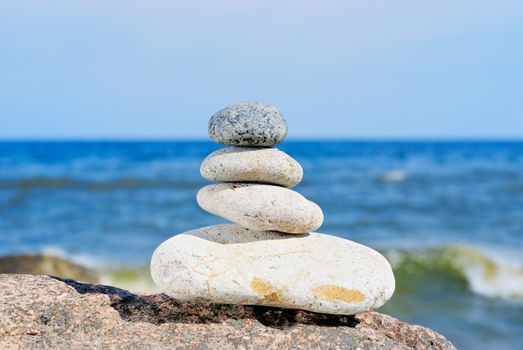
[1,140,522,350]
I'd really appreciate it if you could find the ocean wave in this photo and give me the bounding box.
[99,265,159,294]
[386,245,523,301]
[98,245,523,299]
[40,246,158,293]
[39,244,523,300]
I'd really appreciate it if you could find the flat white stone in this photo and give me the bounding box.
[150,224,395,315]
[197,183,323,234]
[200,147,303,188]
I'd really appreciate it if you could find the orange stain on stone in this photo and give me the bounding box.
[313,285,365,304]
[250,278,288,304]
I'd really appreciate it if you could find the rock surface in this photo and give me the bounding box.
[0,254,99,284]
[208,102,288,147]
[151,224,395,315]
[201,147,303,188]
[197,184,323,233]
[0,274,456,350]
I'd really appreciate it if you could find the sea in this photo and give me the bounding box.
[0,140,522,350]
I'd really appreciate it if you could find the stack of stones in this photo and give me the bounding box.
[151,102,395,315]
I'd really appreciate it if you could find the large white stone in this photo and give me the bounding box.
[197,183,323,234]
[200,147,303,188]
[150,224,395,315]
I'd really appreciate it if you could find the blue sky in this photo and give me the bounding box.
[1,1,522,139]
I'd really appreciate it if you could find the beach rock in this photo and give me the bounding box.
[197,184,323,233]
[208,102,287,147]
[0,254,99,284]
[0,274,456,350]
[151,224,395,315]
[200,147,303,188]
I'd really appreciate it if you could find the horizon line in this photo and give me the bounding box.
[0,137,522,143]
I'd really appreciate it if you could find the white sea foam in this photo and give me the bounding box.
[41,246,68,258]
[41,245,157,293]
[378,169,406,183]
[40,246,107,269]
[458,247,523,300]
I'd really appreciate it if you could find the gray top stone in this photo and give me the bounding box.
[208,102,288,147]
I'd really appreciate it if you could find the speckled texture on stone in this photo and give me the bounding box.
[208,102,288,147]
[0,274,456,350]
[197,183,323,233]
[200,147,303,188]
[151,224,395,315]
